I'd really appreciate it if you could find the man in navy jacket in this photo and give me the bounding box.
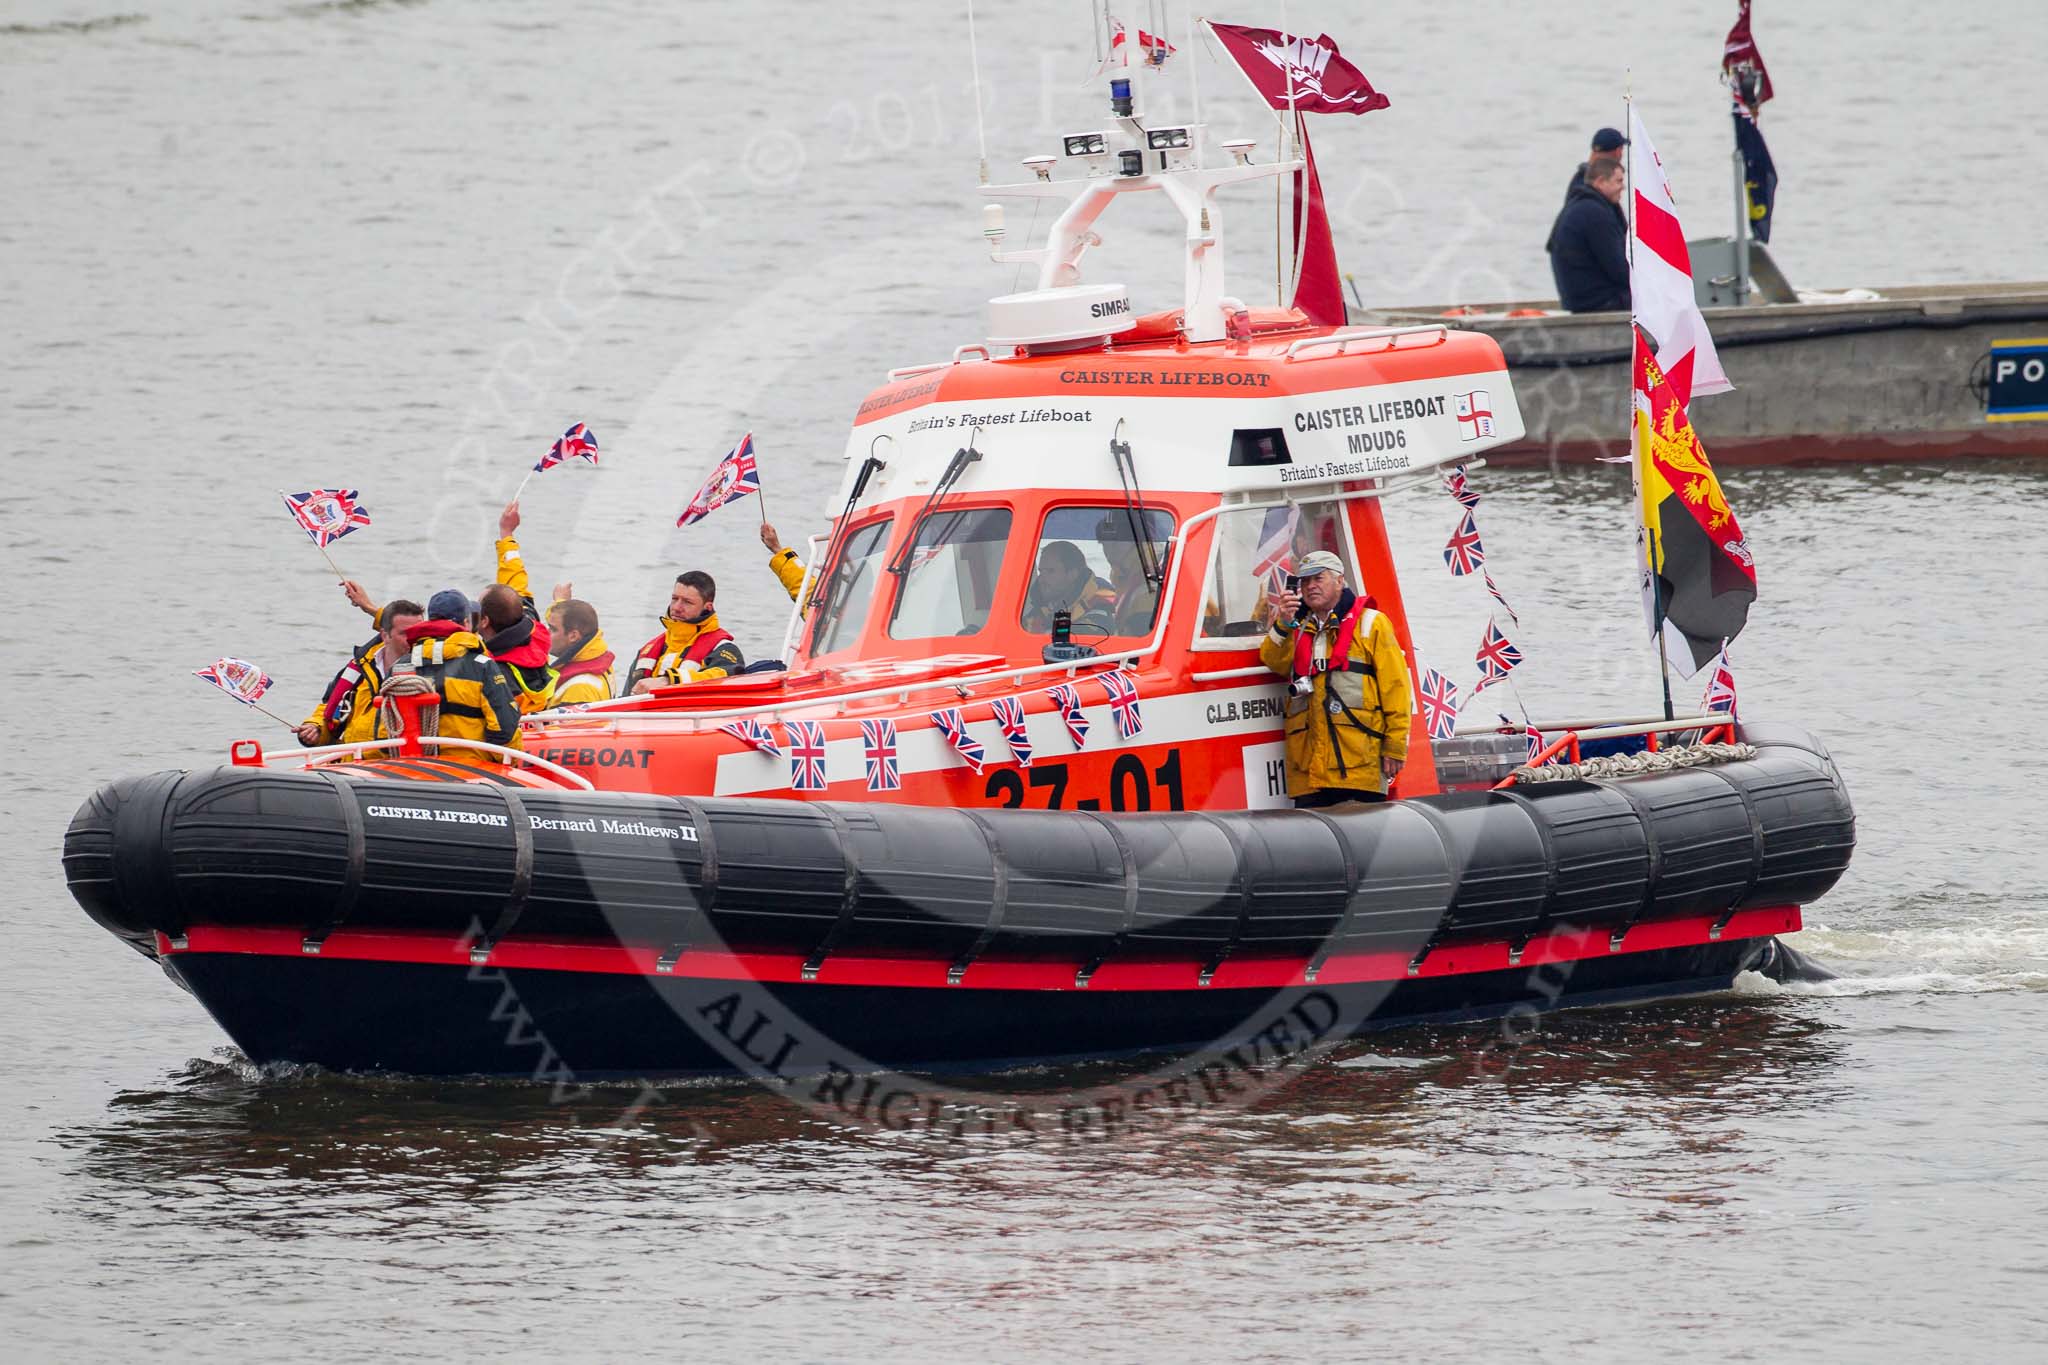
[1546,159,1630,313]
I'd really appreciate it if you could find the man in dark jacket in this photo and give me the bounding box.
[1546,159,1630,313]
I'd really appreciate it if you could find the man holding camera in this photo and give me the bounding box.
[1258,550,1412,808]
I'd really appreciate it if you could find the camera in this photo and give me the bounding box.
[1284,574,1303,593]
[1289,675,1313,696]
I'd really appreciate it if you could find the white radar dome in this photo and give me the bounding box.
[986,283,1136,351]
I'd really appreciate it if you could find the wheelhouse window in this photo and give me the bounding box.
[887,506,1013,641]
[1020,505,1175,641]
[806,517,893,657]
[1198,498,1354,640]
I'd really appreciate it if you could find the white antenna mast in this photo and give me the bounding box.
[968,0,990,185]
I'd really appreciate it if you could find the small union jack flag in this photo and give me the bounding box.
[1100,668,1143,740]
[786,720,828,791]
[532,421,600,474]
[1471,619,1523,693]
[989,696,1033,768]
[932,707,986,774]
[1443,464,1481,510]
[1702,649,1738,718]
[1482,571,1519,625]
[719,717,783,758]
[1524,722,1546,763]
[1443,510,1486,576]
[1047,682,1091,748]
[1416,666,1460,742]
[280,489,372,549]
[194,656,274,705]
[861,717,900,792]
[677,433,763,527]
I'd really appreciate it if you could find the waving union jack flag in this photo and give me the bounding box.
[281,489,372,549]
[932,708,986,774]
[1100,668,1143,740]
[1443,464,1481,510]
[533,421,600,474]
[989,696,1033,768]
[678,433,762,527]
[787,720,828,791]
[194,656,274,705]
[1047,682,1091,748]
[1416,666,1460,742]
[1472,619,1523,693]
[1701,650,1739,718]
[719,717,783,758]
[861,718,900,792]
[1443,510,1486,576]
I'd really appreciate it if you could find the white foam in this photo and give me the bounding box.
[1733,967,2048,999]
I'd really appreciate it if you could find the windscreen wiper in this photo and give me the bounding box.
[1108,421,1162,588]
[887,431,983,577]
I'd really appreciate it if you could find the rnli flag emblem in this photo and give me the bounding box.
[1455,391,1495,442]
[194,656,274,705]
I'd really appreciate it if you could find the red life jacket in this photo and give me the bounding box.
[1290,592,1378,681]
[556,649,617,684]
[636,625,736,671]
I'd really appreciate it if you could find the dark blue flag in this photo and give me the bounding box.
[1733,101,1777,243]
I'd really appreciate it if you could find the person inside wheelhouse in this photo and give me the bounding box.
[799,499,1174,663]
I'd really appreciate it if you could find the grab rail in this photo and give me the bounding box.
[263,737,596,790]
[1490,716,1738,790]
[1284,324,1448,362]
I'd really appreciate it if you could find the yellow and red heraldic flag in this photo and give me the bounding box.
[1633,325,1757,674]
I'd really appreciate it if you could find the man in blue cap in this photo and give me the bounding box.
[395,587,522,758]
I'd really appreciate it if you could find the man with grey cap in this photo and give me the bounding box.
[1258,550,1413,808]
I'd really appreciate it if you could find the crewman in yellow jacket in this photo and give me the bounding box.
[625,571,747,693]
[760,522,808,601]
[297,598,426,747]
[546,596,615,705]
[404,589,524,755]
[1257,550,1412,808]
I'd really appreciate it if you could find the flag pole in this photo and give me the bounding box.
[512,466,538,502]
[280,488,349,580]
[756,483,772,523]
[1622,85,1674,722]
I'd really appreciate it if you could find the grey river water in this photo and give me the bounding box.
[5,1,2047,1358]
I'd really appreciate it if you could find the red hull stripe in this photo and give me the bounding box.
[158,906,1801,992]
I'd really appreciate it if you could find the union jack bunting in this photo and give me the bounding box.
[1702,650,1739,718]
[280,489,372,549]
[532,421,599,474]
[1471,619,1523,693]
[1443,464,1481,510]
[989,696,1033,768]
[931,707,986,774]
[718,717,783,758]
[1100,668,1143,740]
[1416,666,1460,742]
[861,717,900,792]
[1047,682,1091,748]
[786,720,828,791]
[194,656,274,704]
[1442,510,1486,576]
[1482,571,1519,625]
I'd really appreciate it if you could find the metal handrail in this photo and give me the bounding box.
[284,737,596,790]
[1284,324,1448,361]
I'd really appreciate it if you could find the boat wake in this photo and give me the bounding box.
[1737,910,2048,998]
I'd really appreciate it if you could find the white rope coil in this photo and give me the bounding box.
[377,672,441,740]
[1510,741,1758,785]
